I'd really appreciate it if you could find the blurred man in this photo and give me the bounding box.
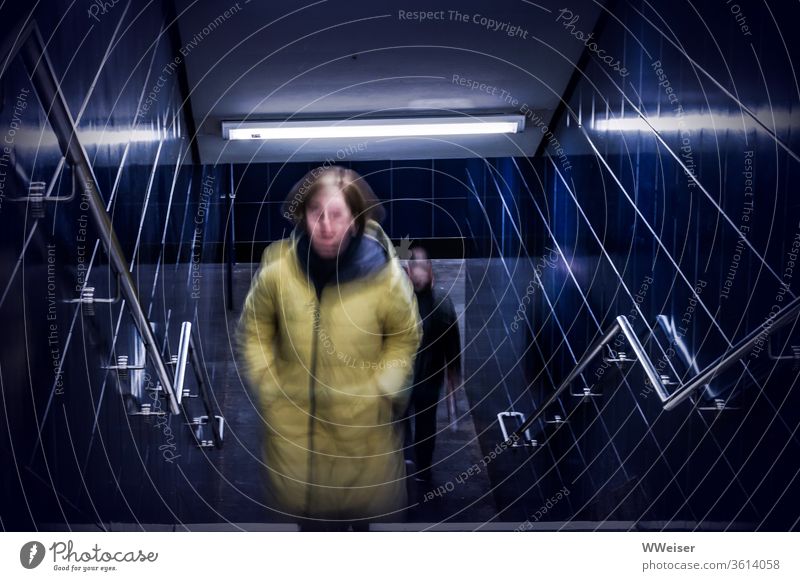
[404,246,462,482]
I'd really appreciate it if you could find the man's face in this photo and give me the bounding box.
[407,259,432,291]
[304,186,355,259]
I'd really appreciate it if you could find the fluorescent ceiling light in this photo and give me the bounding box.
[222,115,525,141]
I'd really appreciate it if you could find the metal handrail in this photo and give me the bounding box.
[664,294,800,410]
[18,24,180,414]
[7,157,77,203]
[617,315,670,402]
[507,294,800,441]
[508,318,622,443]
[187,328,222,448]
[172,320,221,447]
[173,322,193,406]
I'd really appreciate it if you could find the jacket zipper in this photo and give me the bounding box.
[305,296,321,517]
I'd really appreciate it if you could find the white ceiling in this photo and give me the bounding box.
[174,0,604,163]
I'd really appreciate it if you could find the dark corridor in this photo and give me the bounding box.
[1,0,799,532]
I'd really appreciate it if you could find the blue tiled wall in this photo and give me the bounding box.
[462,1,800,529]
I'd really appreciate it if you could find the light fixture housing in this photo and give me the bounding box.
[221,115,525,141]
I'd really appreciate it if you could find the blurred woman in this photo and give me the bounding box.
[237,166,421,530]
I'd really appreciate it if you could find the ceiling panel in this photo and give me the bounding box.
[174,0,605,162]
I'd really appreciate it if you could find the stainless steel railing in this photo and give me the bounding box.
[12,23,180,414]
[664,295,800,410]
[508,294,800,443]
[184,322,223,448]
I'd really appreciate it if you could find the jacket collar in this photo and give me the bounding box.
[291,219,391,289]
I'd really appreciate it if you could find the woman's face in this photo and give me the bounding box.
[304,186,356,259]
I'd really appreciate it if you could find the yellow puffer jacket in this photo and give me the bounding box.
[237,219,421,522]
